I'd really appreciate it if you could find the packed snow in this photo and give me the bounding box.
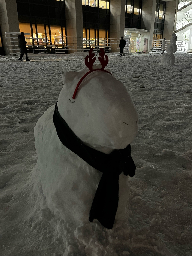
[0,52,192,256]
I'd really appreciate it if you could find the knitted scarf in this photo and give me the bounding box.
[53,102,136,229]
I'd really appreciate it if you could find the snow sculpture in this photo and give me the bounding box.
[170,32,177,53]
[161,32,177,66]
[34,48,138,230]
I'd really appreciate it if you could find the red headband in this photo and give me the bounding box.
[72,48,112,100]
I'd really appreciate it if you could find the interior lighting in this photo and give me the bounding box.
[155,11,159,18]
[125,5,133,13]
[134,8,138,14]
[159,10,164,18]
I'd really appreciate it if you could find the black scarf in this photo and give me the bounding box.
[53,102,136,229]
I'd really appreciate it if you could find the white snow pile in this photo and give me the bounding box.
[0,52,192,256]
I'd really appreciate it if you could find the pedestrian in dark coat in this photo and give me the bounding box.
[18,32,30,61]
[119,36,126,56]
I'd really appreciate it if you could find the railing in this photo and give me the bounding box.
[152,39,170,53]
[176,40,187,52]
[4,34,125,55]
[5,32,24,55]
[152,39,185,53]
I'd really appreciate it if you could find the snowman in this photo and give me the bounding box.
[161,32,177,66]
[170,32,177,53]
[34,48,138,230]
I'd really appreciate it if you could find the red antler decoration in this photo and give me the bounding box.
[98,48,108,70]
[72,48,111,100]
[85,48,96,71]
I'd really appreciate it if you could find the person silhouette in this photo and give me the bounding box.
[119,36,126,56]
[18,32,30,61]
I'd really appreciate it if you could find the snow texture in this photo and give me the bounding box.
[0,52,192,256]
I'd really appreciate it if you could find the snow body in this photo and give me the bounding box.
[161,32,177,66]
[34,65,138,228]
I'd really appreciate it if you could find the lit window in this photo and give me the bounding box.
[134,8,141,15]
[159,10,164,19]
[125,5,133,13]
[99,0,107,9]
[89,0,97,7]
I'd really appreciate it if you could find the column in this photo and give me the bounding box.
[142,0,156,51]
[110,0,126,52]
[163,0,177,40]
[0,0,20,55]
[65,0,83,53]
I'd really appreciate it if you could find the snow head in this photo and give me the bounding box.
[57,49,138,154]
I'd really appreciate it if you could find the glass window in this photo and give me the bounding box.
[134,8,141,15]
[99,0,107,9]
[89,28,95,47]
[83,28,87,48]
[45,25,50,44]
[89,0,97,7]
[125,5,133,14]
[83,0,108,8]
[32,24,37,44]
[82,0,88,5]
[50,25,62,45]
[83,28,109,48]
[82,0,99,7]
[98,29,105,47]
[19,23,32,46]
[36,24,46,45]
[19,23,31,35]
[106,1,109,9]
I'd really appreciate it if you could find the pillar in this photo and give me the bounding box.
[163,0,177,40]
[65,0,83,53]
[0,0,20,55]
[110,0,125,52]
[142,0,156,51]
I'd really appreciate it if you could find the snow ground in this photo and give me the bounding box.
[0,52,192,256]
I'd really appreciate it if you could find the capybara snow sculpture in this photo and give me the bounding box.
[34,49,138,229]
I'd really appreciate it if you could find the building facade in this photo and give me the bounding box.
[0,0,177,55]
[175,0,192,52]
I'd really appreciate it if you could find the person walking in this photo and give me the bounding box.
[161,38,166,54]
[18,32,30,61]
[119,36,126,56]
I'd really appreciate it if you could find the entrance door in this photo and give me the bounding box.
[0,26,5,55]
